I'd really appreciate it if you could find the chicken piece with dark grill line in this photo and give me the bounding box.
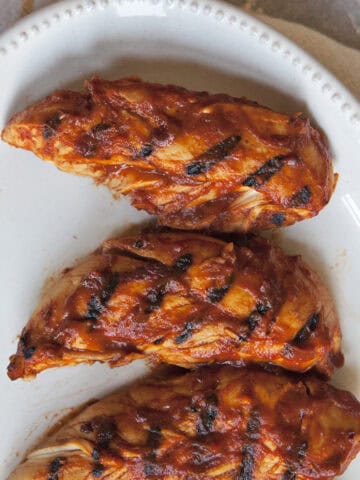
[7,365,360,480]
[1,77,337,232]
[7,232,343,380]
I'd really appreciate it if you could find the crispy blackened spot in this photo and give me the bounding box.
[43,115,61,139]
[92,448,101,461]
[92,463,105,478]
[95,418,117,448]
[23,345,36,359]
[242,154,286,187]
[272,212,286,226]
[80,421,94,434]
[75,132,97,158]
[145,287,165,314]
[197,394,218,436]
[297,441,308,459]
[290,186,311,206]
[256,302,271,315]
[282,468,296,480]
[175,322,194,344]
[186,135,241,175]
[293,312,320,345]
[140,144,153,158]
[153,337,164,345]
[133,239,145,248]
[48,456,65,480]
[91,123,111,135]
[84,272,120,321]
[207,285,229,303]
[248,312,261,332]
[238,445,255,480]
[174,253,193,272]
[144,462,162,476]
[238,410,260,480]
[147,426,162,451]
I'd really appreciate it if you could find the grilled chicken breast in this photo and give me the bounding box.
[1,77,336,232]
[8,232,342,380]
[7,365,360,480]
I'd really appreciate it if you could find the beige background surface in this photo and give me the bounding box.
[0,1,359,100]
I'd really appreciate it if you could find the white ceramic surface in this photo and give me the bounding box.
[0,0,359,478]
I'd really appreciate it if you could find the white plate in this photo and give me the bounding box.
[0,0,359,478]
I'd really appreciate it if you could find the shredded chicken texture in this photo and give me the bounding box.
[1,77,336,232]
[8,232,343,381]
[7,365,360,480]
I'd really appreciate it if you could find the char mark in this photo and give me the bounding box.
[175,322,194,344]
[242,154,286,187]
[91,123,111,134]
[145,286,165,313]
[43,115,61,139]
[144,462,162,476]
[248,312,261,332]
[23,345,36,359]
[186,135,241,175]
[282,468,296,480]
[290,186,311,206]
[272,212,286,226]
[207,285,229,303]
[293,312,320,345]
[147,426,162,451]
[174,253,193,272]
[237,445,255,480]
[256,302,271,315]
[197,394,218,435]
[92,463,105,478]
[84,272,120,321]
[139,144,154,158]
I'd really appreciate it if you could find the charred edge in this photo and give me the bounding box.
[153,337,164,345]
[282,468,296,480]
[186,135,241,175]
[43,115,61,139]
[272,212,286,226]
[140,144,153,157]
[197,394,218,435]
[91,123,111,134]
[145,287,165,314]
[175,322,194,344]
[293,313,320,345]
[238,445,255,480]
[84,273,120,321]
[174,253,193,272]
[290,186,311,206]
[207,285,229,303]
[242,154,286,187]
[92,463,105,478]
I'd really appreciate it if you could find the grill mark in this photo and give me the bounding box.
[174,253,193,272]
[207,285,230,303]
[84,272,120,321]
[237,410,260,480]
[272,212,286,226]
[197,394,218,436]
[242,154,286,187]
[186,135,241,175]
[290,186,311,206]
[282,468,296,480]
[43,115,61,139]
[293,313,320,345]
[145,286,165,313]
[175,321,194,344]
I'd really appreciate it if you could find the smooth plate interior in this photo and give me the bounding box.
[0,0,359,477]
